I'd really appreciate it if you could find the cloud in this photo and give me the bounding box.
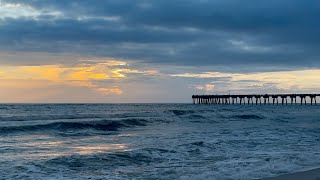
[113,68,159,76]
[0,2,62,19]
[170,72,235,79]
[193,84,215,92]
[175,69,320,94]
[1,0,320,103]
[0,0,319,71]
[95,87,123,95]
[0,59,159,96]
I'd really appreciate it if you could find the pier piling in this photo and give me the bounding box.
[192,94,319,105]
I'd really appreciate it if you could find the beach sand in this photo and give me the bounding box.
[262,168,320,180]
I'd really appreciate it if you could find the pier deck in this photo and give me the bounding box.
[192,94,320,105]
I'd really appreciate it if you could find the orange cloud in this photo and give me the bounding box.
[0,59,161,98]
[95,87,123,95]
[15,64,124,81]
[194,84,215,92]
[0,60,130,96]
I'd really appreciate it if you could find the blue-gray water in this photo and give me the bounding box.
[0,104,319,179]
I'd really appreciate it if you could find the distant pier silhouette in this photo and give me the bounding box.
[192,94,319,105]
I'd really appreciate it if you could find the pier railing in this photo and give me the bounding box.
[192,94,320,105]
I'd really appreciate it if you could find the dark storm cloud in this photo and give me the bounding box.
[0,18,204,43]
[1,0,320,70]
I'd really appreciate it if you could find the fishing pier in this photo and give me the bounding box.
[192,94,320,105]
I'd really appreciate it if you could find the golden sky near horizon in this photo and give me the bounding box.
[1,55,320,103]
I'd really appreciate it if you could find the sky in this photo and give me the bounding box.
[0,0,320,103]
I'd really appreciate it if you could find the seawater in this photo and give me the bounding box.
[0,104,319,179]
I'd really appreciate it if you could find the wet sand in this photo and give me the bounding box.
[262,168,320,180]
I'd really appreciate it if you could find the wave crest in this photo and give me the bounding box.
[0,118,149,134]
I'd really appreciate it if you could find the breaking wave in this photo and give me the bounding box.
[0,118,149,134]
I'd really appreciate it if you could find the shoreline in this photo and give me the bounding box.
[262,168,320,180]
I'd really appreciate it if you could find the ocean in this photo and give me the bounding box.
[0,104,319,179]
